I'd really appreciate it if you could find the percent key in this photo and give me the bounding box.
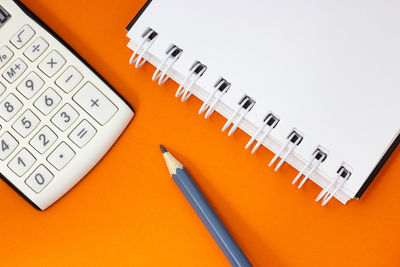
[0,46,13,69]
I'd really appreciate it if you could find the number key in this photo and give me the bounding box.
[16,71,44,99]
[8,148,36,177]
[25,165,54,193]
[0,93,23,121]
[0,131,19,160]
[51,104,79,131]
[30,126,57,154]
[34,88,61,115]
[12,109,40,137]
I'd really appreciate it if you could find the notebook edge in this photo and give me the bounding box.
[126,0,153,31]
[355,131,400,199]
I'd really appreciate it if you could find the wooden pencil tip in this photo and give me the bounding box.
[160,146,184,175]
[160,145,168,153]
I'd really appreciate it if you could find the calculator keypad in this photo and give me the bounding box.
[0,17,131,205]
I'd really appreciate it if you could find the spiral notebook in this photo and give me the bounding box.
[125,0,400,205]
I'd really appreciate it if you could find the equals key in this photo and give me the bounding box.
[69,120,97,148]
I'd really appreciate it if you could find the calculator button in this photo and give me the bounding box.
[16,71,44,99]
[10,25,35,49]
[12,109,40,137]
[2,58,28,83]
[25,165,54,193]
[51,104,79,131]
[69,120,96,148]
[47,142,75,170]
[55,66,83,93]
[8,148,36,177]
[23,37,49,62]
[0,45,13,69]
[0,93,23,121]
[34,88,62,115]
[73,82,118,125]
[0,131,19,160]
[30,126,58,154]
[0,82,5,97]
[38,50,66,77]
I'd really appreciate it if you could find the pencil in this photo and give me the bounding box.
[160,145,252,267]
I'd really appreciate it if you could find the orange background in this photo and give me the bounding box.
[1,0,399,266]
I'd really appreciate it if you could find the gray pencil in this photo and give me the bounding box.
[160,145,252,267]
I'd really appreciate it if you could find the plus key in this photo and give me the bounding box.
[73,82,118,125]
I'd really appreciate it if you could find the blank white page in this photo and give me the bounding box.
[127,0,400,200]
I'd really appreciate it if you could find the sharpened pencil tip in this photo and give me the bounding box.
[160,145,168,153]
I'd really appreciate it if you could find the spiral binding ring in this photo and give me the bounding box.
[245,113,279,153]
[152,44,183,85]
[129,28,158,68]
[198,78,231,118]
[293,146,328,188]
[222,95,256,136]
[316,164,352,206]
[269,129,303,171]
[175,61,207,102]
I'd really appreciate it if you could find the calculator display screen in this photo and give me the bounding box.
[0,5,11,28]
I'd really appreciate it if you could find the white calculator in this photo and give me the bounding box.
[0,0,134,210]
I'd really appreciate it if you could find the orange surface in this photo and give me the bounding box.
[1,0,399,266]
